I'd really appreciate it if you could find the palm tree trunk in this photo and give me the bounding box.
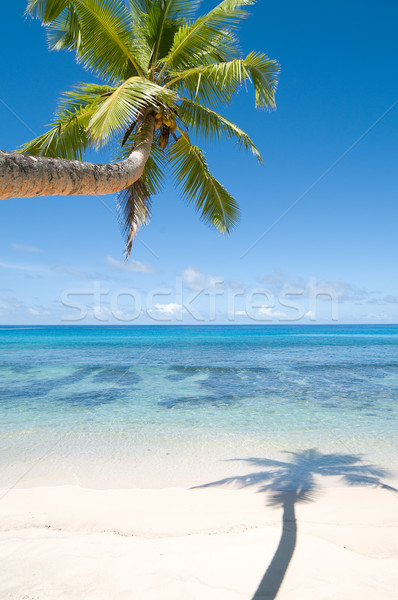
[0,115,155,200]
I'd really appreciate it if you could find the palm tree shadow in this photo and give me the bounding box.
[194,449,396,600]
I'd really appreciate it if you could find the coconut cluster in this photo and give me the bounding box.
[155,111,178,149]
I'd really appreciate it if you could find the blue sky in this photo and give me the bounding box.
[0,0,397,324]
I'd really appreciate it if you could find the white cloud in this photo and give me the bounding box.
[0,295,51,319]
[259,271,374,304]
[258,306,273,317]
[106,255,156,274]
[148,303,184,318]
[151,302,182,314]
[182,267,222,291]
[258,306,289,319]
[12,243,41,253]
[233,305,316,322]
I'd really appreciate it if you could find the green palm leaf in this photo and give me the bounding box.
[167,58,243,106]
[244,50,280,108]
[169,136,239,233]
[168,53,279,108]
[178,98,262,163]
[29,0,145,81]
[46,4,83,51]
[160,0,256,74]
[155,0,200,20]
[144,2,184,69]
[73,0,145,80]
[118,178,151,259]
[19,84,113,159]
[117,135,168,257]
[88,78,177,144]
[26,0,69,21]
[128,1,202,74]
[127,0,200,22]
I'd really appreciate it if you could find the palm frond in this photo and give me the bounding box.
[125,0,146,18]
[118,178,151,259]
[160,0,256,74]
[26,0,69,21]
[168,53,279,108]
[76,0,145,79]
[155,0,200,20]
[88,77,177,144]
[141,142,168,195]
[178,98,262,162]
[128,0,200,23]
[169,136,239,233]
[30,0,145,81]
[117,134,167,257]
[244,50,280,108]
[163,28,240,77]
[59,82,115,112]
[18,83,113,159]
[190,29,240,65]
[167,57,244,106]
[46,4,83,51]
[144,2,183,69]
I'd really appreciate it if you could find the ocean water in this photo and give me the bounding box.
[1,325,398,488]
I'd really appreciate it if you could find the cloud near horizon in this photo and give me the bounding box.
[258,270,378,305]
[181,267,222,291]
[147,303,184,319]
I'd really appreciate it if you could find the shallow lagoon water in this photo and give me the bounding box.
[1,325,397,488]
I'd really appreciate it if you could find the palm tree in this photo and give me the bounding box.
[0,0,279,257]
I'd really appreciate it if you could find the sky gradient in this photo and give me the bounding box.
[0,0,397,324]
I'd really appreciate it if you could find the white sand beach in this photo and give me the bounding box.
[1,479,397,599]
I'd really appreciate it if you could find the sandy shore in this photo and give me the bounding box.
[1,481,397,599]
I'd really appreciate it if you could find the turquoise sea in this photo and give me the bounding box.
[1,325,398,488]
